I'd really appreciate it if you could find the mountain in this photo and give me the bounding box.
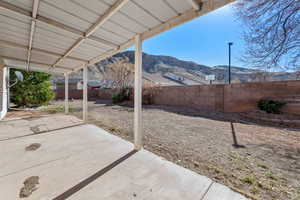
[55,51,299,86]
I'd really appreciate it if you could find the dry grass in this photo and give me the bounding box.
[39,100,300,200]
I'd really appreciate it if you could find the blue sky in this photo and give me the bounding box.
[136,4,246,67]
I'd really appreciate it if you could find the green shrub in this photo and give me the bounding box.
[112,93,121,104]
[257,99,286,114]
[241,175,256,185]
[112,87,132,104]
[10,69,54,107]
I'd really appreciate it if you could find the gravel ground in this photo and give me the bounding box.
[27,100,300,199]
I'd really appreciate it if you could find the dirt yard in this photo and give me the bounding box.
[14,100,300,200]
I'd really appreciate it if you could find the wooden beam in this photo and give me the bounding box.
[186,0,203,10]
[52,0,129,68]
[0,0,234,72]
[76,0,235,71]
[140,0,233,42]
[26,0,40,71]
[87,39,134,69]
[0,1,30,17]
[0,1,118,48]
[32,0,39,18]
[134,35,143,150]
[52,39,85,67]
[0,55,72,72]
[0,40,88,62]
[85,0,130,37]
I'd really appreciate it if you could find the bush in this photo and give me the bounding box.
[142,90,154,105]
[112,87,132,104]
[10,69,54,107]
[257,99,286,114]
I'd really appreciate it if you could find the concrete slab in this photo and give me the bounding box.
[0,124,133,200]
[0,114,248,200]
[202,183,248,200]
[70,150,213,200]
[0,114,82,140]
[0,124,131,177]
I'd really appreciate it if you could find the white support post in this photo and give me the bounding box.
[64,73,69,114]
[134,35,143,150]
[7,67,10,110]
[83,66,88,121]
[0,61,8,120]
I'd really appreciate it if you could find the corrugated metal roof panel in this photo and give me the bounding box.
[133,0,178,22]
[2,0,32,12]
[38,0,92,32]
[69,51,96,61]
[0,0,234,74]
[164,0,192,13]
[0,45,27,60]
[30,51,59,65]
[58,58,85,69]
[6,59,69,74]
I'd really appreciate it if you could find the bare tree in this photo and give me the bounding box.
[102,58,134,89]
[235,0,300,71]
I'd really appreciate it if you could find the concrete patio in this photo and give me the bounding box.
[0,114,247,200]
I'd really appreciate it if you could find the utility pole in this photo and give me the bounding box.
[228,42,233,84]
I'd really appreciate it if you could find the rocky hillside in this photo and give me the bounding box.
[56,51,299,86]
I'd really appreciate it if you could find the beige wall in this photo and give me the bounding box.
[55,89,99,100]
[55,80,300,113]
[149,81,300,112]
[150,85,224,111]
[223,81,300,112]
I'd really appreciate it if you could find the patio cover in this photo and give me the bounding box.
[0,0,234,74]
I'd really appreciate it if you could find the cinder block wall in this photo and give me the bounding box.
[54,89,99,100]
[150,85,225,111]
[223,81,300,112]
[54,80,300,113]
[149,80,300,112]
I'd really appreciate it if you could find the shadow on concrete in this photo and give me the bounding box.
[53,150,138,200]
[0,123,85,142]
